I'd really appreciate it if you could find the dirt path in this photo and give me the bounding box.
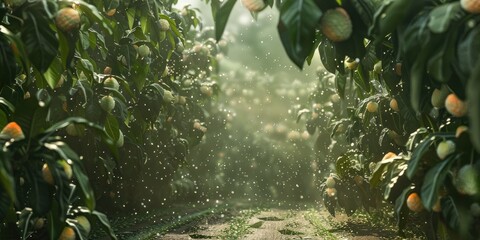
[157,205,400,240]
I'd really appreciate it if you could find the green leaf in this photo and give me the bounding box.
[335,72,347,99]
[428,3,461,34]
[21,3,59,72]
[468,57,480,153]
[126,8,136,29]
[335,152,361,179]
[369,0,425,43]
[296,109,311,123]
[0,187,12,221]
[92,210,117,240]
[420,155,456,210]
[406,132,455,179]
[0,154,15,203]
[369,155,402,187]
[214,0,237,41]
[323,187,336,217]
[104,114,120,142]
[394,186,413,228]
[42,117,118,159]
[72,162,95,210]
[28,167,53,216]
[0,33,16,86]
[441,196,473,238]
[278,0,322,68]
[43,57,64,89]
[354,62,371,92]
[13,98,49,139]
[75,0,113,35]
[318,37,336,73]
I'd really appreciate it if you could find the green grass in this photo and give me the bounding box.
[304,209,337,240]
[219,209,259,239]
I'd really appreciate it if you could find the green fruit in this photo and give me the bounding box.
[75,216,91,234]
[374,61,382,74]
[56,8,81,32]
[116,130,124,147]
[163,90,175,103]
[320,8,352,42]
[200,85,213,96]
[158,19,170,31]
[58,160,73,180]
[33,218,45,229]
[436,140,455,160]
[100,95,115,112]
[344,58,358,70]
[326,176,335,188]
[137,45,151,58]
[455,165,479,196]
[431,85,450,108]
[66,123,84,137]
[104,77,120,91]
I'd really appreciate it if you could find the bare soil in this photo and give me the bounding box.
[155,204,403,240]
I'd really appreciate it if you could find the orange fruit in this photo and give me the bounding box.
[455,125,468,138]
[42,163,54,185]
[106,8,116,16]
[406,193,424,212]
[55,8,81,32]
[390,98,399,112]
[353,175,363,186]
[445,93,467,117]
[241,0,266,12]
[326,187,337,197]
[0,122,25,140]
[366,101,378,113]
[395,63,402,76]
[59,226,76,240]
[382,152,397,160]
[103,66,112,75]
[320,8,352,42]
[461,0,480,13]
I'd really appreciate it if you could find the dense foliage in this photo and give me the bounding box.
[212,0,480,238]
[0,0,227,238]
[1,0,479,239]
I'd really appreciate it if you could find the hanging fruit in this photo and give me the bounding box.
[320,8,352,42]
[55,8,81,32]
